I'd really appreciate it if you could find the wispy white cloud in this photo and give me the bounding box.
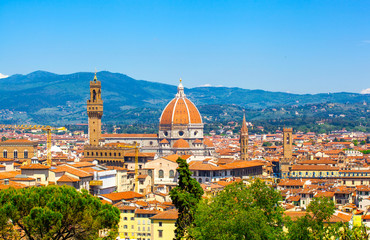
[362,40,370,44]
[360,88,370,94]
[0,73,9,79]
[199,84,212,87]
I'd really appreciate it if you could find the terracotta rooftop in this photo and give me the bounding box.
[135,209,160,215]
[160,139,169,144]
[291,165,339,171]
[173,139,190,148]
[57,174,79,182]
[20,164,50,170]
[150,209,178,220]
[160,96,202,125]
[0,158,13,162]
[50,165,92,178]
[101,191,144,201]
[102,133,158,138]
[0,180,27,189]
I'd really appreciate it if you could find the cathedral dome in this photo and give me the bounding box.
[160,80,202,125]
[173,138,190,148]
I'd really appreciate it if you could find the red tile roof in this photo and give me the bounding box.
[101,191,144,201]
[20,164,50,170]
[57,174,79,182]
[150,209,178,220]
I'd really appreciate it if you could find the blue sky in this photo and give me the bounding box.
[0,0,369,94]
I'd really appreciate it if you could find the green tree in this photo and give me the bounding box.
[286,196,335,240]
[170,157,204,240]
[189,180,284,240]
[262,142,272,147]
[0,185,120,240]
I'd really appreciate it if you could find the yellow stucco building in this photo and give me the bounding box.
[150,210,178,240]
[116,204,161,240]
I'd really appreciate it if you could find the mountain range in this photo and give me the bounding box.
[0,71,368,125]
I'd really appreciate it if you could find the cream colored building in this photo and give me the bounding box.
[20,164,50,185]
[145,154,180,192]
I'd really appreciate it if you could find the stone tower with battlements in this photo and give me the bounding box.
[87,73,103,146]
[283,127,293,159]
[240,113,248,161]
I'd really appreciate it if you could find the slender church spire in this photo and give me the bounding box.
[240,112,249,161]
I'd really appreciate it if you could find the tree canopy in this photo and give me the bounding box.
[0,185,120,240]
[189,179,285,240]
[170,157,204,240]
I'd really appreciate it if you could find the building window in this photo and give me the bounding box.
[148,169,152,177]
[24,150,28,159]
[159,222,162,227]
[169,170,174,178]
[124,225,127,229]
[158,230,163,238]
[159,170,164,178]
[3,150,7,158]
[13,150,18,159]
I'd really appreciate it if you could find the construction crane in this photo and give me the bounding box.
[116,143,140,193]
[0,124,67,166]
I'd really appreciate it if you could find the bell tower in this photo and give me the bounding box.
[283,127,293,159]
[240,113,248,161]
[87,72,103,146]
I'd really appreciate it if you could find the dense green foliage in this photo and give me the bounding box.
[190,181,369,240]
[189,180,284,240]
[286,197,369,240]
[0,185,120,240]
[170,157,204,240]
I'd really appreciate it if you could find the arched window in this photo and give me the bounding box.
[159,170,164,178]
[205,178,209,182]
[169,170,174,178]
[24,150,28,159]
[13,150,18,159]
[92,89,97,102]
[3,150,7,158]
[198,178,202,183]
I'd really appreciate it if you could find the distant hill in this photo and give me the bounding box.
[0,71,368,125]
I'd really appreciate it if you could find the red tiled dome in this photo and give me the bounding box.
[160,81,202,125]
[173,139,190,148]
